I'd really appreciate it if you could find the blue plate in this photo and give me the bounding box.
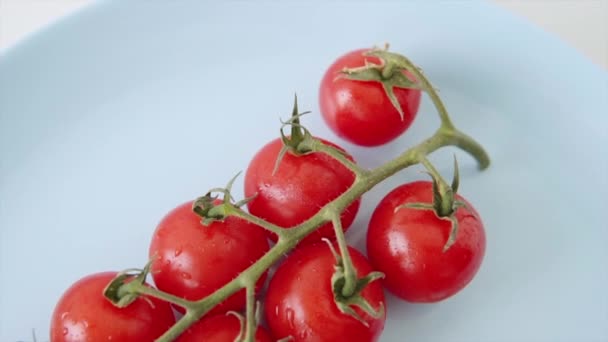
[1,1,606,341]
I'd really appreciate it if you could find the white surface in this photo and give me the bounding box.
[0,0,90,50]
[1,1,607,342]
[495,0,608,69]
[1,0,607,69]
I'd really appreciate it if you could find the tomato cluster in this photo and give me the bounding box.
[50,48,486,342]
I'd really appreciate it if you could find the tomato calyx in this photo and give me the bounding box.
[339,44,423,121]
[272,94,317,175]
[399,156,467,252]
[103,261,152,308]
[192,172,257,225]
[324,240,385,327]
[192,193,228,225]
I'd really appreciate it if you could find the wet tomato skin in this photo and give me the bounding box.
[244,137,360,245]
[319,48,421,147]
[149,201,270,315]
[367,181,486,302]
[265,243,386,342]
[50,272,175,342]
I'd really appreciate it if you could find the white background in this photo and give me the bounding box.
[0,0,607,69]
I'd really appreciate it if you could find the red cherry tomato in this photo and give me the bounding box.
[367,181,486,302]
[176,313,272,342]
[319,48,421,147]
[50,272,175,342]
[244,137,360,245]
[265,243,386,342]
[149,201,269,315]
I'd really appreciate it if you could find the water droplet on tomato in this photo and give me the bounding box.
[60,312,68,320]
[174,248,182,257]
[62,328,68,336]
[181,272,192,280]
[285,308,295,330]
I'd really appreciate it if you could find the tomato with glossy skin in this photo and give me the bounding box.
[244,137,360,244]
[265,243,386,342]
[149,201,269,315]
[176,314,272,342]
[50,272,175,342]
[319,48,421,147]
[367,181,486,302]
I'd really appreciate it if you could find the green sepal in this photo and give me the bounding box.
[332,269,385,327]
[325,240,385,327]
[340,63,383,82]
[192,192,227,225]
[226,311,246,342]
[442,215,460,252]
[272,144,290,176]
[276,337,295,342]
[192,172,245,224]
[398,157,467,252]
[234,193,258,208]
[339,47,423,120]
[273,95,315,175]
[363,49,402,65]
[103,273,139,308]
[423,168,455,218]
[397,202,434,212]
[228,301,262,342]
[103,261,152,308]
[223,171,241,204]
[419,157,457,218]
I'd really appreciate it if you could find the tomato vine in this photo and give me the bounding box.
[100,46,490,342]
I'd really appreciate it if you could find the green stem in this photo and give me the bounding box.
[419,157,439,176]
[165,312,197,341]
[313,140,368,178]
[401,59,454,130]
[418,156,454,217]
[381,61,396,79]
[228,206,287,238]
[328,214,357,297]
[367,49,454,130]
[107,50,491,342]
[129,283,194,310]
[443,127,491,170]
[147,126,488,342]
[243,285,256,342]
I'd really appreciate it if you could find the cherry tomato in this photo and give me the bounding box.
[265,243,385,342]
[50,272,175,342]
[366,181,486,302]
[319,48,421,147]
[176,313,272,342]
[149,201,269,315]
[244,137,360,245]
